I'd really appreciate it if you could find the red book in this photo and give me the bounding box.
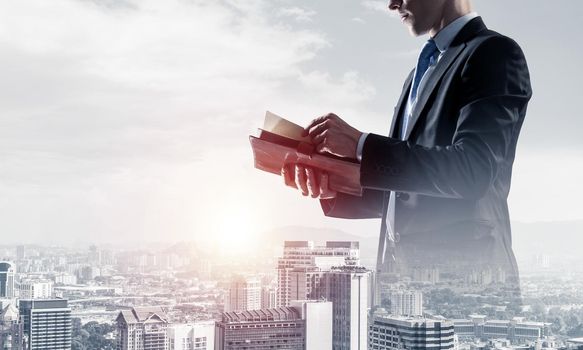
[249,112,363,196]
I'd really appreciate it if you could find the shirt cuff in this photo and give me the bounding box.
[356,133,368,163]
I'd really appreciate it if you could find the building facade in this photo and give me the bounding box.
[224,276,261,312]
[215,307,305,350]
[453,315,550,344]
[0,262,15,298]
[369,312,455,350]
[18,298,72,350]
[322,266,370,350]
[19,280,54,300]
[0,301,24,350]
[277,241,359,307]
[290,300,333,350]
[168,321,215,350]
[387,290,423,317]
[116,306,169,350]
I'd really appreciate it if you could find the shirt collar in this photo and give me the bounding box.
[433,12,478,53]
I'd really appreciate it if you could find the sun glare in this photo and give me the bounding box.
[211,206,260,258]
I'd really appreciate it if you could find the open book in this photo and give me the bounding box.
[249,111,363,196]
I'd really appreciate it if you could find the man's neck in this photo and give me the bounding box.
[429,1,472,37]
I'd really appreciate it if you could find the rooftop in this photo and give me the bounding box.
[222,307,300,323]
[117,306,168,325]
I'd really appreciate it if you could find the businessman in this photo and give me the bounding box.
[282,0,531,298]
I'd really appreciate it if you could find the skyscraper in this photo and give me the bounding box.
[116,306,169,350]
[277,241,359,307]
[19,299,72,350]
[321,266,370,350]
[0,262,15,298]
[261,285,277,310]
[369,311,455,350]
[224,276,261,312]
[16,246,25,261]
[387,290,423,317]
[287,266,326,302]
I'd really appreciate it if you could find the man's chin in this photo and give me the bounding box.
[408,25,428,37]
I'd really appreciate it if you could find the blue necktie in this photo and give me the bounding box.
[401,39,440,138]
[411,39,439,102]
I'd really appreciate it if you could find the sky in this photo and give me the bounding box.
[0,0,581,246]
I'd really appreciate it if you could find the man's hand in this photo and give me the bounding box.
[304,113,363,159]
[281,164,337,199]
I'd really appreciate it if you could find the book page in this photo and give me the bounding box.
[263,111,312,143]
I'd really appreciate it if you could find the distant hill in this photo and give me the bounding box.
[259,221,583,268]
[259,226,378,267]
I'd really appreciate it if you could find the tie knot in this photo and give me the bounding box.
[420,39,439,61]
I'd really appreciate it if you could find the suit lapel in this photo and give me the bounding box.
[389,70,414,138]
[404,42,466,140]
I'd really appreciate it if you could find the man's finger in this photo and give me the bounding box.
[307,119,331,140]
[320,172,337,199]
[316,142,328,155]
[303,113,336,136]
[306,167,320,198]
[312,129,329,145]
[281,164,295,188]
[295,165,309,196]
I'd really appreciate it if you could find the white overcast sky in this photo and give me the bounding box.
[0,0,581,245]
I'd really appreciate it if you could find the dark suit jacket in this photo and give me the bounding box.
[320,17,532,279]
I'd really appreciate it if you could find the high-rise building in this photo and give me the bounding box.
[290,300,333,350]
[412,267,440,284]
[19,299,72,350]
[0,301,23,350]
[224,276,261,312]
[16,246,26,261]
[19,279,54,299]
[321,266,370,350]
[261,285,277,310]
[369,312,455,350]
[168,321,215,350]
[53,273,77,286]
[288,267,326,303]
[387,290,423,316]
[88,245,101,265]
[215,300,332,350]
[116,306,169,350]
[277,241,360,307]
[0,262,15,298]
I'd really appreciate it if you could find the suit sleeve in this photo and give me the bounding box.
[359,36,532,199]
[320,189,384,219]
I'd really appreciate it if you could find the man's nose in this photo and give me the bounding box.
[387,0,402,11]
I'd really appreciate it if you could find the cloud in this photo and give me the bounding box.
[362,0,389,14]
[276,6,317,22]
[0,0,380,243]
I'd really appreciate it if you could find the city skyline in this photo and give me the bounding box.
[0,0,582,247]
[1,238,580,349]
